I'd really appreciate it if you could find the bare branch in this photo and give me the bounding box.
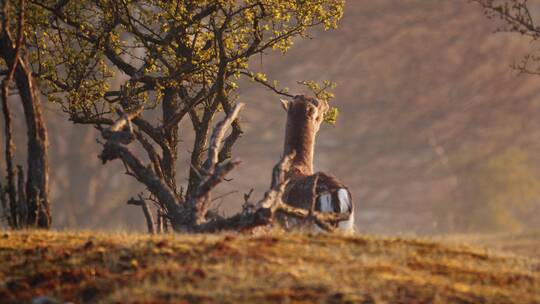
[205,103,245,171]
[218,99,244,163]
[109,106,145,132]
[243,188,254,204]
[0,182,7,225]
[16,165,26,223]
[239,71,294,98]
[127,194,155,234]
[99,108,180,223]
[156,208,163,233]
[192,152,294,233]
[186,102,245,225]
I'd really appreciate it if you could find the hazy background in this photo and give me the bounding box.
[4,0,540,234]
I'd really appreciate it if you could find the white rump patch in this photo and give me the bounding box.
[318,192,333,212]
[314,192,332,233]
[337,189,355,233]
[314,189,355,233]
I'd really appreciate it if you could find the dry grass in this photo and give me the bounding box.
[0,230,539,303]
[443,232,540,260]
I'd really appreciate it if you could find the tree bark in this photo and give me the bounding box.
[1,77,17,227]
[12,56,50,228]
[161,89,179,192]
[0,0,51,228]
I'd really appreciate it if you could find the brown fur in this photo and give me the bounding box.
[284,172,352,212]
[283,95,328,177]
[280,95,353,229]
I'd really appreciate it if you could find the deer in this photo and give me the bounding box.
[279,95,355,233]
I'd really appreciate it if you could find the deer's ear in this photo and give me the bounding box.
[280,99,291,111]
[307,105,317,118]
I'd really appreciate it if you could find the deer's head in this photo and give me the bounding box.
[280,95,329,176]
[280,95,329,134]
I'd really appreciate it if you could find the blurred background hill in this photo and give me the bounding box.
[4,0,540,234]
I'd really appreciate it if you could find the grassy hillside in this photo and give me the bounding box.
[0,231,539,303]
[445,232,540,261]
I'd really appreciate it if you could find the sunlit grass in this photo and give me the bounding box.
[443,231,540,260]
[0,230,538,303]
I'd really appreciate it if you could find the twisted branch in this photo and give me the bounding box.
[186,103,245,225]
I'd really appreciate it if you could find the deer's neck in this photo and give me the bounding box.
[283,114,317,177]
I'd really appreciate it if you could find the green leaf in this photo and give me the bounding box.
[323,106,339,125]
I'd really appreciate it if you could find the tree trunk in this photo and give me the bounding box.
[0,30,51,228]
[15,61,50,228]
[161,89,179,193]
[1,0,50,228]
[1,78,17,227]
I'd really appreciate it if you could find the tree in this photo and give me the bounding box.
[27,0,344,232]
[473,1,540,76]
[0,0,51,228]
